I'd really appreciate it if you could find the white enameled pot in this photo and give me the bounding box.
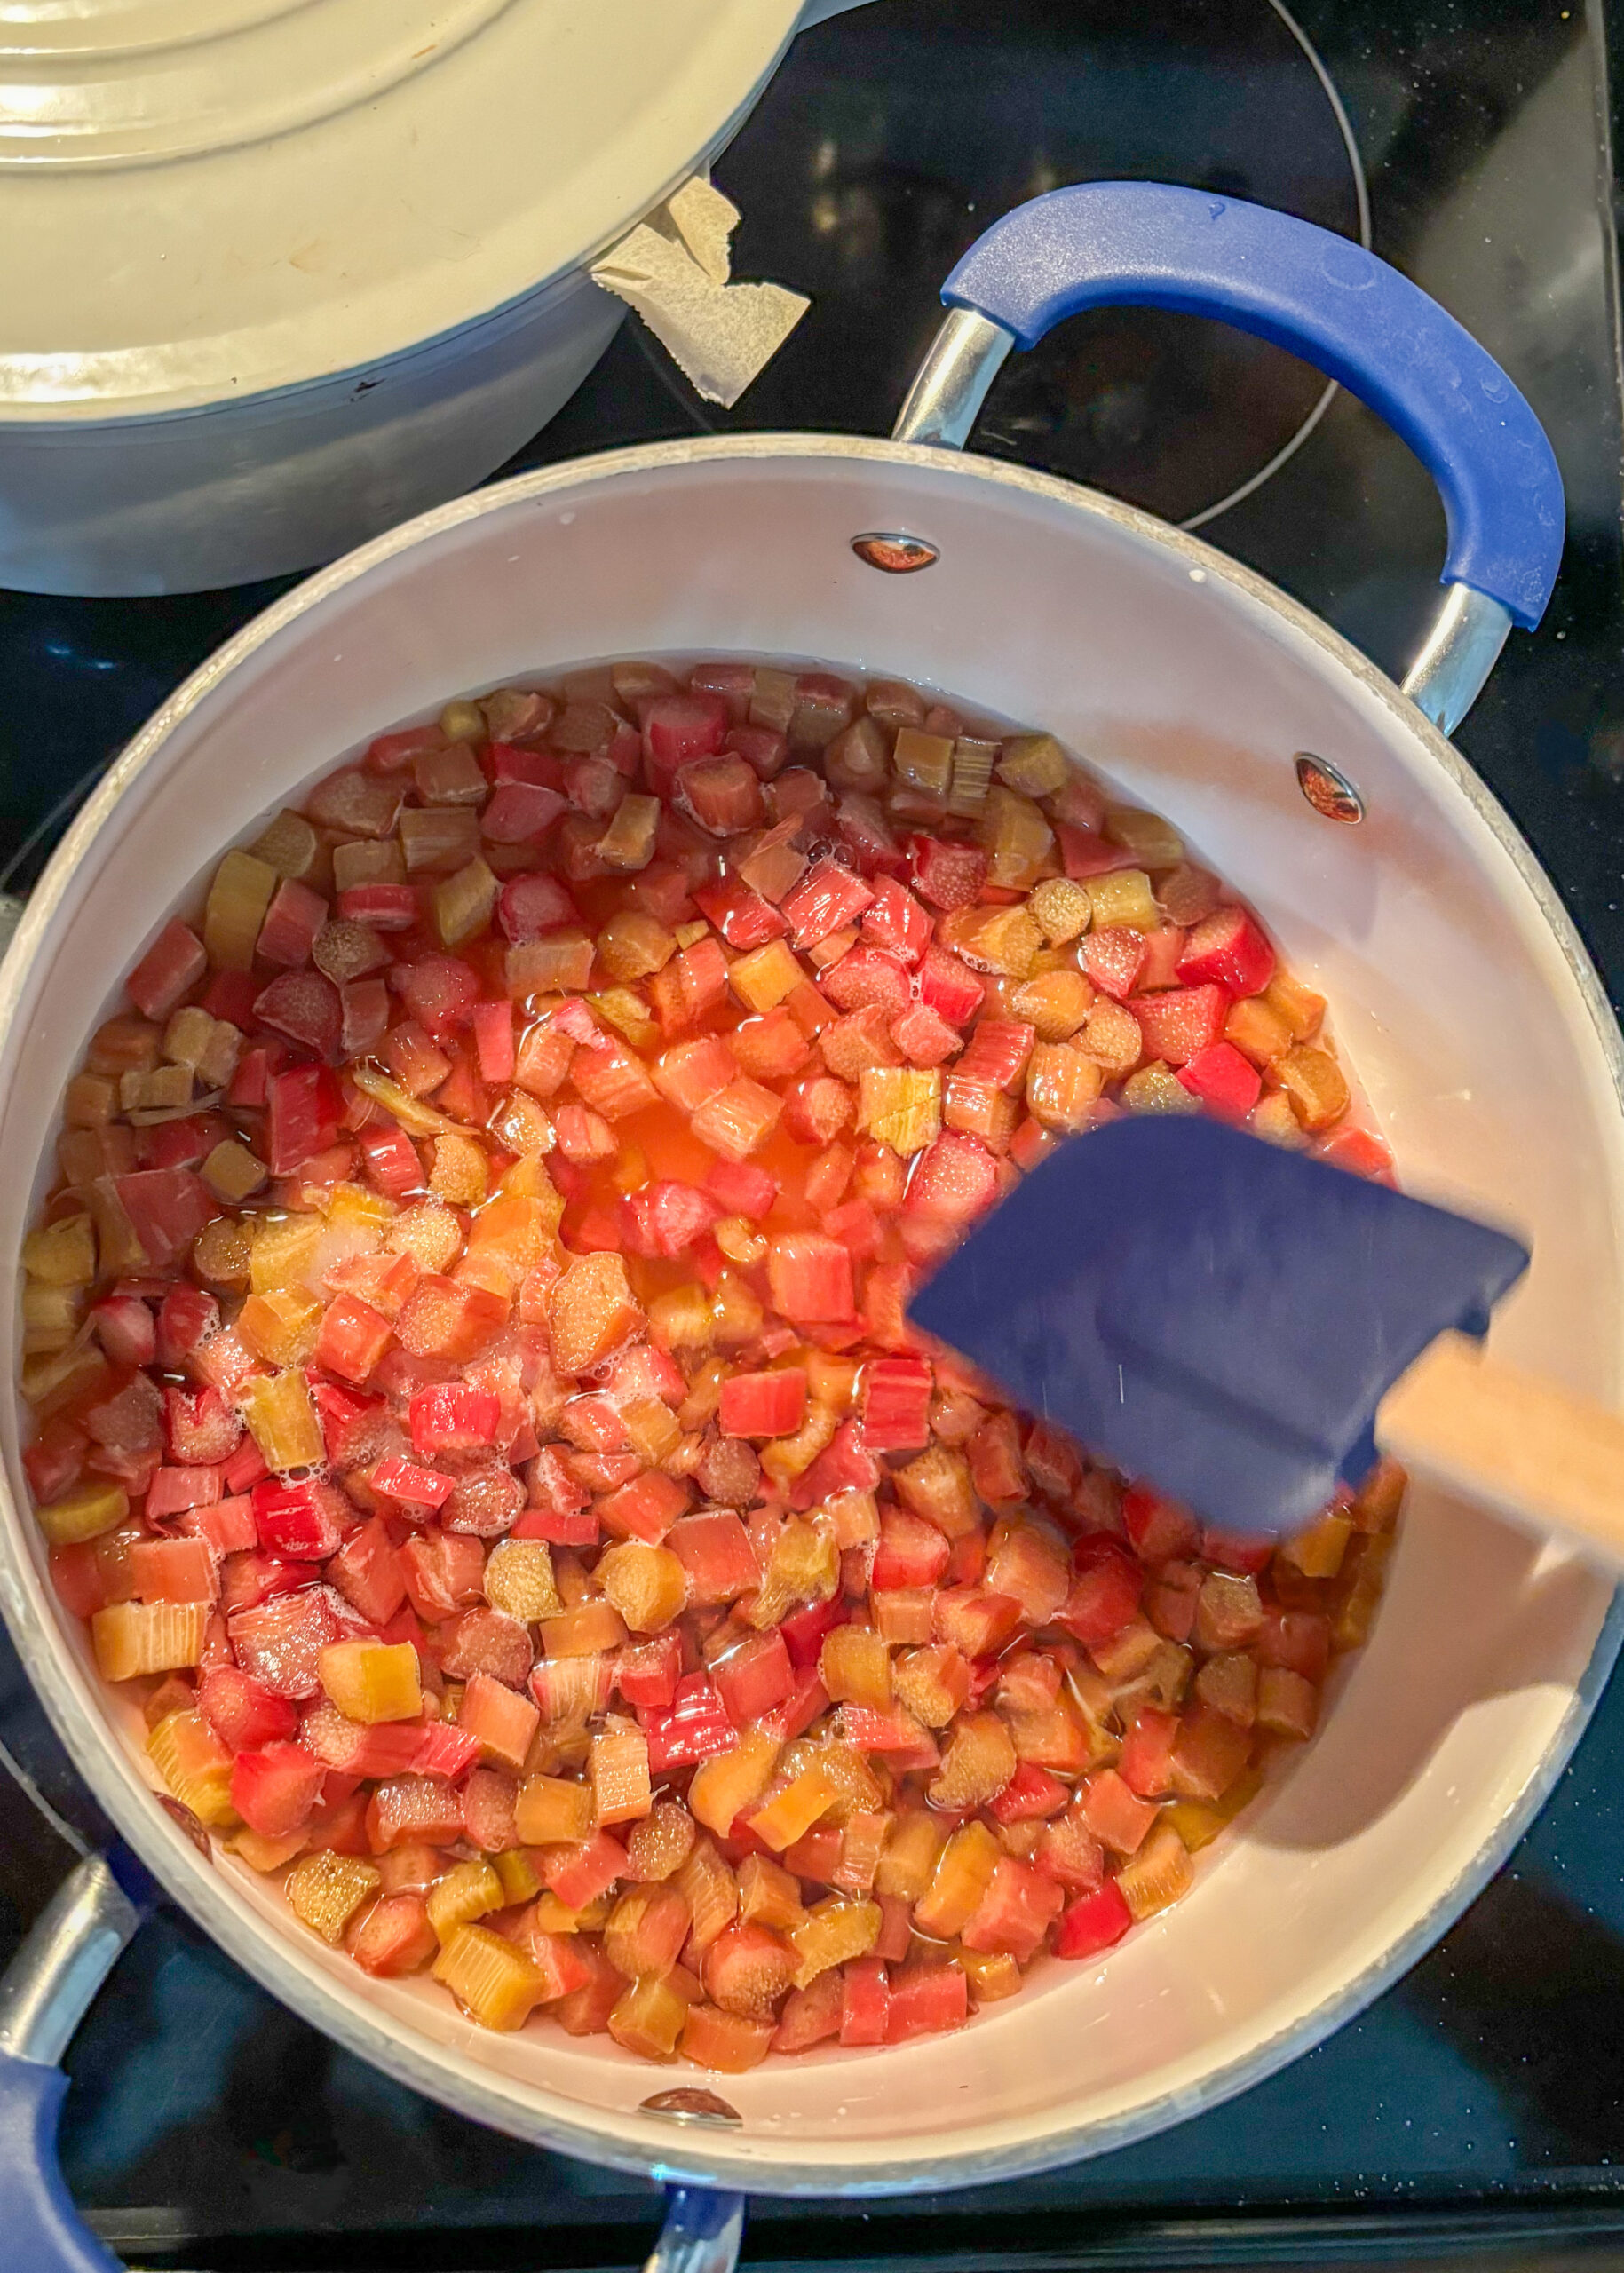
[0,185,1617,2273]
[0,0,860,598]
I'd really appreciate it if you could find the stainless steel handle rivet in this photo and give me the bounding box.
[1295,754,1365,823]
[851,534,939,573]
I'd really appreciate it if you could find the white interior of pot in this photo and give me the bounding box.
[1,440,1619,2193]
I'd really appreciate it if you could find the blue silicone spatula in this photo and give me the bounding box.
[909,1115,1624,1556]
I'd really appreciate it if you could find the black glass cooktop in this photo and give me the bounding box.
[4,0,1624,2266]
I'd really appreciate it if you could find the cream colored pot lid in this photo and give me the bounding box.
[0,0,807,418]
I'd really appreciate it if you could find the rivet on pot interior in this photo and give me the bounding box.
[852,534,940,573]
[639,2087,743,2127]
[1295,753,1364,823]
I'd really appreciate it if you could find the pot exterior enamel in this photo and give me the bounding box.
[2,437,1618,2193]
[0,0,821,594]
[0,273,626,598]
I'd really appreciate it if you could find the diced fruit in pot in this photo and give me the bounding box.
[20,653,1386,2069]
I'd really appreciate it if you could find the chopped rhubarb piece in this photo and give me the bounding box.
[1136,923,1187,992]
[760,1667,829,1746]
[676,754,765,836]
[201,968,260,1026]
[704,1156,779,1219]
[861,879,932,966]
[571,1034,659,1121]
[408,1383,500,1457]
[890,1002,963,1068]
[961,1857,1064,1960]
[146,1464,221,1520]
[1054,1878,1134,1959]
[712,1628,795,1726]
[779,1078,852,1152]
[482,781,567,843]
[616,1630,681,1712]
[623,1180,723,1261]
[1057,1536,1144,1648]
[251,1478,349,1561]
[513,1501,599,1548]
[154,1284,219,1369]
[350,1892,438,1978]
[127,1533,216,1605]
[1176,904,1276,996]
[199,1665,298,1752]
[366,1772,464,1851]
[766,1234,854,1324]
[470,1000,517,1084]
[1057,824,1138,880]
[692,877,788,949]
[955,1021,1034,1094]
[728,722,789,780]
[1176,1041,1263,1121]
[598,1469,691,1546]
[525,1442,592,1518]
[90,1295,156,1370]
[113,1169,213,1271]
[728,1007,811,1081]
[990,1762,1072,1823]
[907,836,986,911]
[645,1675,740,1773]
[488,740,565,788]
[835,791,904,876]
[398,1532,486,1625]
[884,1963,968,2041]
[257,879,328,969]
[232,1742,326,1840]
[820,945,910,1018]
[1119,1706,1180,1801]
[772,1968,842,2053]
[1121,1484,1200,1565]
[313,1295,393,1386]
[871,1509,951,1591]
[860,1356,932,1453]
[337,883,418,931]
[668,1512,760,1605]
[228,1588,340,1700]
[792,1417,880,1510]
[902,1130,998,1232]
[495,873,578,942]
[781,859,875,948]
[642,693,728,790]
[254,970,342,1058]
[1130,984,1227,1067]
[1083,923,1148,1001]
[127,919,207,1021]
[653,1034,737,1113]
[442,1604,534,1689]
[717,1368,807,1441]
[327,1517,408,1628]
[1082,1768,1159,1856]
[691,1077,782,1161]
[265,1064,344,1177]
[164,1385,242,1467]
[1316,1124,1395,1181]
[371,1456,454,1509]
[917,942,985,1026]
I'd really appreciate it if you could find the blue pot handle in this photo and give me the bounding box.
[894,181,1565,732]
[0,2065,123,2273]
[0,1852,147,2272]
[643,2185,745,2273]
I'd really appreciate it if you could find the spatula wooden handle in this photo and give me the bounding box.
[1375,1329,1624,1564]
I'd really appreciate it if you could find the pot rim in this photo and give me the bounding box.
[3,432,1620,2195]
